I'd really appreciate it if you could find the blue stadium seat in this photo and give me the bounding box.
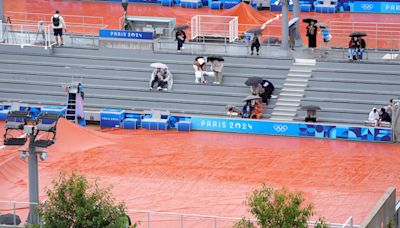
[211,1,223,9]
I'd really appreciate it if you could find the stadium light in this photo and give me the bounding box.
[2,110,61,225]
[122,0,129,12]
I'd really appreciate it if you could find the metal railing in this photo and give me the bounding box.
[0,201,39,226]
[327,21,400,51]
[0,22,53,49]
[0,201,360,227]
[127,209,359,228]
[6,11,104,29]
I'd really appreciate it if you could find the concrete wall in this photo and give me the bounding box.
[360,187,396,228]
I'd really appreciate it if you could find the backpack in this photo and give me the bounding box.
[52,16,60,26]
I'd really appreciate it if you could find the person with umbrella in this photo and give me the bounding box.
[356,36,366,60]
[250,35,261,55]
[208,56,224,84]
[242,95,264,119]
[348,36,358,60]
[288,17,298,50]
[304,18,318,49]
[174,25,188,52]
[149,63,173,91]
[246,77,275,104]
[193,57,213,84]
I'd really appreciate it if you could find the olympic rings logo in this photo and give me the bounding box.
[273,124,288,133]
[361,3,374,10]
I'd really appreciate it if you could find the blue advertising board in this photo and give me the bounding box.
[99,30,153,40]
[190,116,392,142]
[353,1,400,13]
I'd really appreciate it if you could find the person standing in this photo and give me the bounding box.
[176,30,186,52]
[51,10,66,46]
[211,59,223,84]
[289,25,296,50]
[306,21,317,48]
[250,35,260,55]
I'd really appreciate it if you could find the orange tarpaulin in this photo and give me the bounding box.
[221,2,270,26]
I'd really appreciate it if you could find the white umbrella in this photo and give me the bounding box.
[150,63,168,69]
[288,17,299,27]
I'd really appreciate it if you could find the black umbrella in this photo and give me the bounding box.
[174,25,189,31]
[349,32,367,37]
[301,105,321,111]
[0,213,21,225]
[207,56,224,62]
[261,80,274,90]
[302,18,317,24]
[245,77,263,86]
[246,28,263,35]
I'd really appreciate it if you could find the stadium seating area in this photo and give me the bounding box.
[0,45,399,126]
[0,46,289,118]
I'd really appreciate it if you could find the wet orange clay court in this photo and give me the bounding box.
[1,119,400,225]
[4,0,400,49]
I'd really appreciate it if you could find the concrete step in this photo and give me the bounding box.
[282,88,305,92]
[283,83,308,87]
[279,92,304,97]
[293,62,316,67]
[270,117,294,121]
[290,68,312,73]
[270,112,296,117]
[277,97,302,102]
[294,58,316,65]
[274,102,300,107]
[288,73,312,78]
[286,78,309,83]
[273,106,298,112]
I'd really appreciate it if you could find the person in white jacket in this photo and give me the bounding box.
[368,107,380,127]
[193,57,213,84]
[149,68,173,91]
[51,10,67,46]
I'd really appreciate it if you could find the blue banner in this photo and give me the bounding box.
[190,116,392,142]
[99,30,153,40]
[353,1,400,13]
[191,117,299,136]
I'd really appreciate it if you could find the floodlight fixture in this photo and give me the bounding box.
[122,0,129,12]
[3,111,30,146]
[39,151,48,161]
[19,150,28,161]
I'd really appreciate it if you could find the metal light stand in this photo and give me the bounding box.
[3,111,61,225]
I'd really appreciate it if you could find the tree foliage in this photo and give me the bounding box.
[235,185,327,228]
[37,172,129,228]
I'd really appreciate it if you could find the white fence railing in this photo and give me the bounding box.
[0,21,53,49]
[6,11,104,28]
[0,200,360,227]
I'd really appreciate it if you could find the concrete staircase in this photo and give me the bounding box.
[270,58,316,121]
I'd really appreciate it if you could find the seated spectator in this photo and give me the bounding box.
[348,37,357,60]
[250,80,275,104]
[226,105,242,117]
[250,99,265,119]
[356,36,366,60]
[193,57,214,84]
[380,108,391,123]
[242,100,254,118]
[368,107,380,127]
[149,68,173,91]
[384,99,394,118]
